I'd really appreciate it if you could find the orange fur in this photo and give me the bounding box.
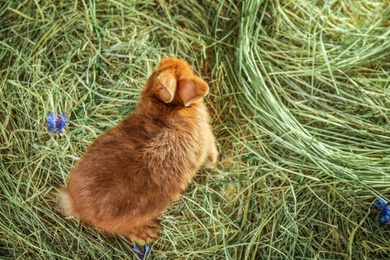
[58,57,218,244]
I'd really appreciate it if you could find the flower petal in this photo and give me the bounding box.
[61,112,69,126]
[374,198,387,210]
[46,113,57,125]
[145,244,150,256]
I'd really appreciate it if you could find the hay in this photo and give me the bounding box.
[1,0,389,259]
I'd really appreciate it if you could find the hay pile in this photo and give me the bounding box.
[1,0,389,259]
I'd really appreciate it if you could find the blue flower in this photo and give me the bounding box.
[132,244,150,260]
[374,198,390,224]
[46,112,69,134]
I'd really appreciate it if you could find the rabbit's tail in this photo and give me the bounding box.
[57,188,75,217]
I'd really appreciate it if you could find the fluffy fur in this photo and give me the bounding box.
[58,57,218,244]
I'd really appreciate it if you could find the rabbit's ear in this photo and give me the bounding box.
[178,77,209,107]
[157,71,177,103]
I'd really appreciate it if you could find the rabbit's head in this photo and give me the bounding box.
[142,58,209,107]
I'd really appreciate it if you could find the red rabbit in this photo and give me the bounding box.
[58,57,218,245]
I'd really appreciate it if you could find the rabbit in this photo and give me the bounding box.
[58,57,218,245]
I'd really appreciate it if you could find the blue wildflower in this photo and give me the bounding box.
[132,244,150,260]
[46,112,69,134]
[374,198,390,224]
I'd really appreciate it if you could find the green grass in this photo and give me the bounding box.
[1,0,390,259]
